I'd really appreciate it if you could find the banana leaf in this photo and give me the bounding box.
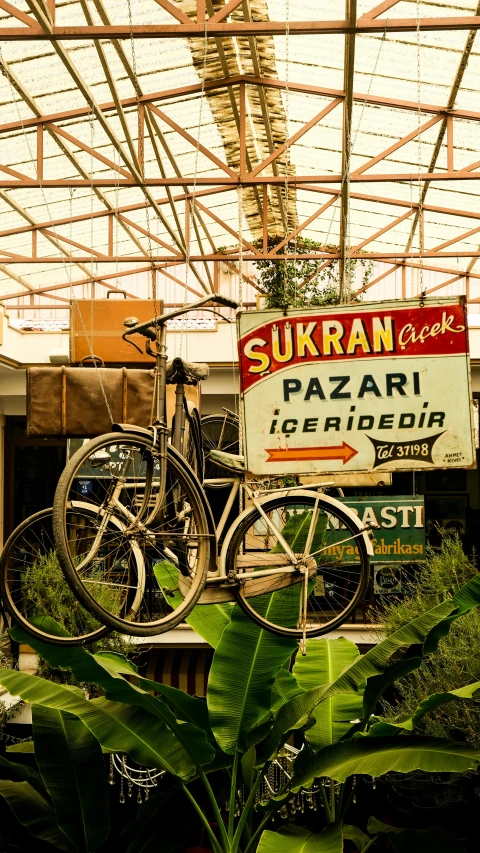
[271,669,304,713]
[257,823,343,852]
[370,681,480,736]
[270,510,327,555]
[186,600,233,648]
[258,573,480,761]
[291,735,480,788]
[207,601,297,754]
[0,779,74,852]
[0,670,199,781]
[293,638,363,749]
[139,678,210,729]
[137,677,232,771]
[6,742,35,753]
[9,622,214,770]
[95,651,212,738]
[0,754,48,798]
[343,825,372,851]
[32,705,110,852]
[153,561,232,647]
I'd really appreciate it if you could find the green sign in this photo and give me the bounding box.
[334,496,425,563]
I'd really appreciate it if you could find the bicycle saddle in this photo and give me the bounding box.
[166,356,210,386]
[209,449,245,472]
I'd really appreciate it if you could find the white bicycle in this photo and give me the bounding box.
[49,297,374,643]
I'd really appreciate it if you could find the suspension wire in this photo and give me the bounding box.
[127,0,157,328]
[321,23,388,283]
[0,45,114,421]
[238,187,244,308]
[416,0,425,296]
[180,10,209,360]
[113,139,121,291]
[283,0,290,305]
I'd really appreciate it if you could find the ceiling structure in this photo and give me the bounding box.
[1,1,480,315]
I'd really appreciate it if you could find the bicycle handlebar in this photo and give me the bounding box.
[122,294,239,341]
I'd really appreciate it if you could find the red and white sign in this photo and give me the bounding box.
[237,298,475,475]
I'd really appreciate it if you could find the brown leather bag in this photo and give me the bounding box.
[26,360,154,438]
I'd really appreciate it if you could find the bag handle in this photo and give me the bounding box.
[79,355,105,368]
[106,289,127,299]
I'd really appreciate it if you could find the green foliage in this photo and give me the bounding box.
[293,638,363,750]
[1,573,480,851]
[19,549,134,688]
[379,536,480,747]
[257,823,343,852]
[254,237,372,310]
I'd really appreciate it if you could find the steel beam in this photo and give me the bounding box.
[1,250,480,262]
[1,172,480,186]
[3,76,480,137]
[3,18,480,39]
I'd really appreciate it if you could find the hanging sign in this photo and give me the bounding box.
[341,496,425,563]
[238,297,475,475]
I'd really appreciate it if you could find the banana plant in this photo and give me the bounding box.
[2,573,480,851]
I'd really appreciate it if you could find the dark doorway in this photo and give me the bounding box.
[3,416,66,538]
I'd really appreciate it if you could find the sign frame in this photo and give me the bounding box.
[238,297,476,476]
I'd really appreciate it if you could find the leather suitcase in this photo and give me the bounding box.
[26,364,155,437]
[70,297,156,365]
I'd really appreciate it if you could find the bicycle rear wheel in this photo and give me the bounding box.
[201,414,239,486]
[53,432,211,636]
[226,493,370,638]
[0,507,112,646]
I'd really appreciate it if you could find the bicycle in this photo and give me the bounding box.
[51,295,374,643]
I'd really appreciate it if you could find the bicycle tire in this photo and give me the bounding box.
[201,414,239,487]
[226,493,370,638]
[173,403,204,480]
[53,432,211,636]
[0,507,111,646]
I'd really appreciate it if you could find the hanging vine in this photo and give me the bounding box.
[253,237,373,310]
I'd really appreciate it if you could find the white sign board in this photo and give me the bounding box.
[238,298,475,475]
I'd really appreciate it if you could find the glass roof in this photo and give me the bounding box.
[0,0,479,318]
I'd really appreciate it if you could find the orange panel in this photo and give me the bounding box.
[70,299,156,365]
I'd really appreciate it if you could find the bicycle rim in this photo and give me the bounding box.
[201,415,239,486]
[227,494,370,638]
[53,433,210,636]
[0,508,111,646]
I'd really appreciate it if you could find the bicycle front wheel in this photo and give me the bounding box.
[0,507,111,646]
[53,432,211,636]
[226,493,370,638]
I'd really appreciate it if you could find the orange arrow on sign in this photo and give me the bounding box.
[266,442,358,465]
